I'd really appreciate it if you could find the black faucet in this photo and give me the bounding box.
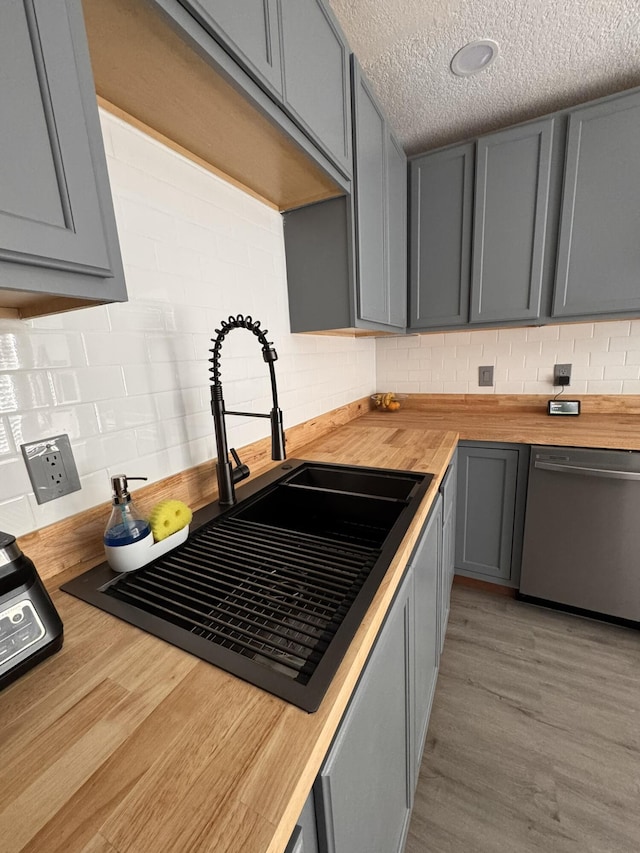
[209,315,286,507]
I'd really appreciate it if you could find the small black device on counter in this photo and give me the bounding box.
[547,400,581,415]
[0,531,63,690]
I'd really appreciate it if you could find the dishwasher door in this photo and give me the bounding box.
[519,445,640,622]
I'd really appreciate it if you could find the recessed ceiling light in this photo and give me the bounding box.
[450,39,499,77]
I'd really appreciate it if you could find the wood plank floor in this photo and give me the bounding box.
[406,584,640,853]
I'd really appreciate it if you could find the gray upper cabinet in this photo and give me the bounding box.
[352,57,406,330]
[409,142,474,330]
[552,89,640,318]
[316,571,412,853]
[283,58,406,333]
[178,0,283,96]
[1,0,126,315]
[279,0,352,177]
[386,131,408,329]
[470,118,554,323]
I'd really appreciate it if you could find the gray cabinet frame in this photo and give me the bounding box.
[0,0,126,305]
[553,89,640,318]
[409,142,474,330]
[455,442,529,588]
[470,118,554,323]
[178,0,283,96]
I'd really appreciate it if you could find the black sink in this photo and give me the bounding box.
[62,460,432,711]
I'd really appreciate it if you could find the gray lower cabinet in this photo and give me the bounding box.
[470,119,554,323]
[1,0,126,315]
[315,567,413,853]
[455,442,529,587]
[178,0,283,96]
[409,142,474,330]
[552,88,640,318]
[279,0,352,178]
[410,493,442,794]
[314,494,445,853]
[286,791,319,853]
[439,454,457,653]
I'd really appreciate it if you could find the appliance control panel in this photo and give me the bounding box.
[0,600,45,666]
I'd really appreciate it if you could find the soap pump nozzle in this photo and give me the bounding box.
[110,474,148,505]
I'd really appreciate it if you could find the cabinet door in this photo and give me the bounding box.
[316,573,412,853]
[553,90,640,318]
[180,0,282,95]
[0,0,125,301]
[279,0,352,176]
[386,130,408,328]
[440,455,457,653]
[285,791,319,853]
[409,143,474,329]
[470,119,553,323]
[352,62,387,326]
[455,445,520,581]
[411,496,441,793]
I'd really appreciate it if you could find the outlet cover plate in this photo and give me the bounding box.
[554,363,572,385]
[478,365,494,387]
[21,434,81,504]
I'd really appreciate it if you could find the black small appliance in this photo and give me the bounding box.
[0,531,63,690]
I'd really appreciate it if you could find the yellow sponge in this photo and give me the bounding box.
[149,500,193,542]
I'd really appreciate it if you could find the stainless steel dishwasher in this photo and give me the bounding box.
[519,445,640,623]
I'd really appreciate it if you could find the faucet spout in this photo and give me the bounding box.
[209,315,286,507]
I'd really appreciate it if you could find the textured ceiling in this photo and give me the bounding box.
[328,0,640,155]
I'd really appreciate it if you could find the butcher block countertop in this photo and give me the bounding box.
[359,394,640,451]
[1,422,458,853]
[3,394,640,853]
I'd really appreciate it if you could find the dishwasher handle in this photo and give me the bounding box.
[534,460,640,481]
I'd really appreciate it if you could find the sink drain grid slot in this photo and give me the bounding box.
[105,515,380,683]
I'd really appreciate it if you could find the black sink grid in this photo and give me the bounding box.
[62,460,432,711]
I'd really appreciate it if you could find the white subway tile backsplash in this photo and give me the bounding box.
[524,326,560,341]
[610,335,640,351]
[377,319,640,396]
[593,320,631,337]
[84,332,149,366]
[0,495,36,538]
[585,380,624,393]
[603,365,640,380]
[559,323,593,339]
[0,458,32,501]
[589,351,625,367]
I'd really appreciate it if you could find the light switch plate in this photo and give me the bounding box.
[478,365,494,387]
[21,434,81,504]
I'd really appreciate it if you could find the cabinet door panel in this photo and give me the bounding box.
[553,91,640,317]
[387,131,408,328]
[0,0,114,279]
[181,0,282,94]
[279,0,351,176]
[411,496,441,791]
[470,119,553,323]
[317,575,411,853]
[455,446,519,580]
[353,67,387,325]
[409,143,474,329]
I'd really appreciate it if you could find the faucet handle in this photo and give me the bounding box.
[230,448,251,485]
